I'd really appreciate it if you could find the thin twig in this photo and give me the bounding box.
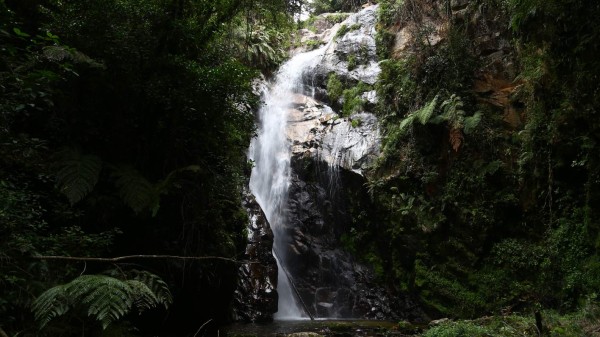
[79,261,87,276]
[193,319,213,337]
[33,255,257,265]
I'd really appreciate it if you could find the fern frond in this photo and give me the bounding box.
[112,166,160,214]
[67,274,133,329]
[32,284,70,328]
[416,95,439,125]
[54,148,102,205]
[130,270,172,309]
[398,113,416,134]
[155,165,202,195]
[84,286,132,329]
[440,94,465,129]
[32,272,171,330]
[463,111,482,135]
[43,46,104,68]
[397,95,440,136]
[126,280,159,313]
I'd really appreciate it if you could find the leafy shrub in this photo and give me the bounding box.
[33,271,171,330]
[347,54,358,70]
[335,24,349,39]
[326,13,350,24]
[326,73,344,103]
[341,82,371,116]
[423,321,490,337]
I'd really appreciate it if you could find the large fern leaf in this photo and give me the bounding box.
[32,272,172,330]
[31,284,70,328]
[463,111,482,135]
[126,280,160,312]
[112,166,160,215]
[69,275,133,329]
[398,95,440,135]
[129,270,172,309]
[416,95,439,125]
[54,148,102,205]
[440,94,465,129]
[398,113,416,134]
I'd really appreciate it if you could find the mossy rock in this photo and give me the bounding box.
[284,333,324,337]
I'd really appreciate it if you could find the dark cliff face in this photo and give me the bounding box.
[233,191,278,322]
[283,158,409,320]
[274,141,428,321]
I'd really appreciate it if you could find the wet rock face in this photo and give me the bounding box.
[281,156,423,321]
[233,191,278,322]
[312,5,381,85]
[279,92,421,320]
[287,94,380,176]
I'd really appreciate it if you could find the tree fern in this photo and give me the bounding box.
[53,148,102,205]
[113,166,160,215]
[32,271,172,330]
[127,280,159,312]
[76,276,133,329]
[398,113,416,134]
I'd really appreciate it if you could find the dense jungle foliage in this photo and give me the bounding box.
[343,0,600,327]
[0,0,296,335]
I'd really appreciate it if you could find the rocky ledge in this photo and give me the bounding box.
[287,94,380,176]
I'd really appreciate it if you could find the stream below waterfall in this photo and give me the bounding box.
[222,320,411,337]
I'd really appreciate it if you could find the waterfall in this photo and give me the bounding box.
[249,46,331,320]
[247,4,383,320]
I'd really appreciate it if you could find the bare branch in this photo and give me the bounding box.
[33,254,256,264]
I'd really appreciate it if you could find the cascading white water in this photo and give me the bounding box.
[248,46,331,320]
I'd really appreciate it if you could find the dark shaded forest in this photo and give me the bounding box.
[0,0,296,335]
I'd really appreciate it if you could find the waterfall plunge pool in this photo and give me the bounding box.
[221,319,419,337]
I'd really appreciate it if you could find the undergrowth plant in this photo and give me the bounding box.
[32,270,172,330]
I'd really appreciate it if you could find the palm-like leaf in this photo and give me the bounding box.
[113,166,160,215]
[31,284,69,328]
[31,272,172,330]
[416,95,439,125]
[54,148,102,205]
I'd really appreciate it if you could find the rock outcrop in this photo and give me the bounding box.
[232,191,278,322]
[288,94,380,176]
[313,5,381,85]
